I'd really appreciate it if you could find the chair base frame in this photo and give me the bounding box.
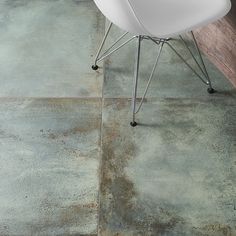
[92,22,215,127]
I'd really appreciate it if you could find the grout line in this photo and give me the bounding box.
[0,95,233,101]
[0,97,103,99]
[96,19,106,236]
[97,85,104,236]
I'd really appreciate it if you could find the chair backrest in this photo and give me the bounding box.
[94,0,232,37]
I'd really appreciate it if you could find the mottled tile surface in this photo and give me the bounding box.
[0,0,104,97]
[0,98,101,235]
[100,98,236,235]
[0,0,236,235]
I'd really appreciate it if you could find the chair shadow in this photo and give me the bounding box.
[215,89,236,97]
[137,123,162,128]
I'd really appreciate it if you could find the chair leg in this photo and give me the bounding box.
[190,31,215,94]
[130,36,142,127]
[134,40,165,115]
[166,33,216,94]
[92,22,113,70]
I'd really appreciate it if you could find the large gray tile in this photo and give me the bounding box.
[0,0,104,97]
[102,25,235,99]
[99,97,236,235]
[0,98,101,235]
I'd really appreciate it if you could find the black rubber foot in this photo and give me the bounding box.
[92,65,99,71]
[130,121,138,127]
[207,88,216,94]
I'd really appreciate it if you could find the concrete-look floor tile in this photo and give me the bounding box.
[0,98,101,235]
[99,98,236,236]
[0,0,104,97]
[102,25,235,99]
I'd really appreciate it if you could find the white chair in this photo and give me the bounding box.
[92,0,232,127]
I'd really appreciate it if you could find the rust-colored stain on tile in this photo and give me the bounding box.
[99,98,236,236]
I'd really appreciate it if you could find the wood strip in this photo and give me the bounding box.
[194,1,236,87]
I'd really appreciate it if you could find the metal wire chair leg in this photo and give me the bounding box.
[134,40,165,115]
[130,36,142,127]
[92,22,113,70]
[190,31,215,94]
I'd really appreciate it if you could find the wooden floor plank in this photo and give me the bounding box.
[195,1,236,87]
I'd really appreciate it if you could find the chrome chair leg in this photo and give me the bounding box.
[169,32,215,94]
[92,22,113,70]
[190,31,215,94]
[130,37,165,127]
[92,22,135,70]
[130,36,142,127]
[134,40,165,115]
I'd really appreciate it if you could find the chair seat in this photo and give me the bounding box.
[94,0,231,38]
[129,0,231,38]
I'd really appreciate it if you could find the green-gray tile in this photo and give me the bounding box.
[0,0,104,97]
[0,98,101,235]
[100,97,236,236]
